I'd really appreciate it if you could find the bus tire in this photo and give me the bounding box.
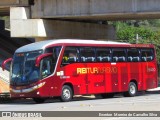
[124,82,137,97]
[101,93,114,98]
[33,98,45,103]
[60,85,73,102]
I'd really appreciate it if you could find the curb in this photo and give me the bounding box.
[146,87,160,92]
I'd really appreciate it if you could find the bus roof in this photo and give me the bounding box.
[15,39,151,53]
[15,39,129,53]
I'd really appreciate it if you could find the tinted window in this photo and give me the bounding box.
[45,46,61,61]
[112,49,126,62]
[61,47,79,66]
[80,47,95,62]
[141,49,154,62]
[41,56,53,79]
[127,48,140,62]
[96,48,111,62]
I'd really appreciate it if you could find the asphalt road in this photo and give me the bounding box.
[0,91,160,120]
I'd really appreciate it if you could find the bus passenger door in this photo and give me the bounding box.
[40,56,54,96]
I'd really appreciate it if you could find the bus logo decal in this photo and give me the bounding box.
[77,67,117,74]
[57,71,64,76]
[147,67,156,72]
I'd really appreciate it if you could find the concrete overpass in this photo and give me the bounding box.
[31,0,160,20]
[8,0,160,41]
[1,0,160,41]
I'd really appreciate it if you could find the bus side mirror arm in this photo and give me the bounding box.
[35,53,52,67]
[1,58,12,71]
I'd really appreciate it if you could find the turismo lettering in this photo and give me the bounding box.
[77,67,117,74]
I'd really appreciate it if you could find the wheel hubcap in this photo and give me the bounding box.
[63,89,71,99]
[130,85,136,94]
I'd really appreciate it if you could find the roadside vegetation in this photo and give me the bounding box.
[109,20,160,63]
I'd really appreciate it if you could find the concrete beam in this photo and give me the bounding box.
[0,0,29,7]
[10,7,30,19]
[31,0,160,20]
[11,19,115,40]
[11,19,44,37]
[0,0,30,16]
[10,7,116,39]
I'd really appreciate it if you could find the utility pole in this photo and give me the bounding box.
[136,34,139,43]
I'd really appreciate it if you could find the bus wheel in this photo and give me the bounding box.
[124,82,137,97]
[33,98,45,103]
[60,85,73,102]
[101,93,114,98]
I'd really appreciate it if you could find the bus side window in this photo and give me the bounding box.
[61,47,79,66]
[127,48,140,62]
[45,46,61,60]
[112,49,126,62]
[80,47,95,62]
[52,47,61,62]
[141,49,154,62]
[96,48,111,62]
[41,57,53,79]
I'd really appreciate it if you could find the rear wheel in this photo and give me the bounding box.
[33,98,45,103]
[124,82,137,97]
[60,85,73,102]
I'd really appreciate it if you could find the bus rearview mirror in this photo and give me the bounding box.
[1,58,12,71]
[35,53,52,67]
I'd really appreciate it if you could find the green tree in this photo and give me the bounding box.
[113,21,160,63]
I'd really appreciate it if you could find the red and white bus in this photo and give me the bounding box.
[2,39,158,103]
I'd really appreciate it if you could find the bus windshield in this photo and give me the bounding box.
[11,50,43,85]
